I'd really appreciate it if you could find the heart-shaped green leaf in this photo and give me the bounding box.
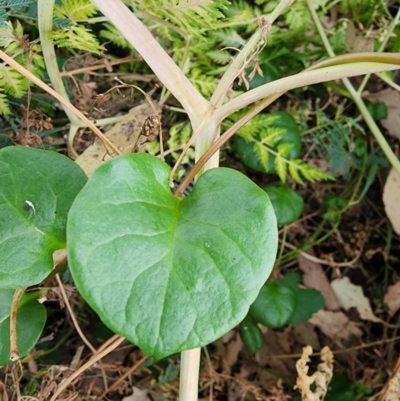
[262,183,304,225]
[276,273,325,324]
[0,146,87,289]
[67,153,277,359]
[0,289,47,365]
[249,282,296,328]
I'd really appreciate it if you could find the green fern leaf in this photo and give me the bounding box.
[0,92,11,115]
[284,1,308,34]
[260,127,286,147]
[54,0,97,21]
[134,0,229,37]
[189,68,217,97]
[274,153,287,184]
[288,160,304,184]
[253,142,269,170]
[0,10,6,28]
[0,66,29,97]
[207,49,231,65]
[213,29,246,47]
[100,23,134,50]
[53,17,72,29]
[50,24,102,54]
[8,0,34,6]
[168,122,194,162]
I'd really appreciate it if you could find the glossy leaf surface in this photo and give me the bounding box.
[239,315,264,353]
[262,183,304,225]
[276,273,325,324]
[67,153,277,358]
[0,147,87,289]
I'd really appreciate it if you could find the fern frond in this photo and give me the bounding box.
[274,153,288,183]
[284,1,308,34]
[288,160,303,184]
[100,23,135,50]
[132,0,229,37]
[0,10,6,28]
[286,159,334,184]
[253,142,269,170]
[0,91,11,115]
[168,122,194,162]
[234,113,282,140]
[53,17,72,29]
[276,142,293,158]
[50,24,102,54]
[259,127,286,147]
[188,68,217,97]
[54,0,97,21]
[207,49,232,65]
[0,66,29,97]
[6,0,34,6]
[213,28,246,47]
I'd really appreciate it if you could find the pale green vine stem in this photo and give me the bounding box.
[179,348,201,401]
[89,0,209,126]
[306,0,400,177]
[37,0,82,157]
[377,72,400,92]
[210,0,294,109]
[216,55,400,122]
[9,287,26,361]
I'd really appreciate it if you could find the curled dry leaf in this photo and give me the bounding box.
[383,168,400,235]
[309,310,363,340]
[331,277,381,323]
[294,345,334,401]
[384,282,400,317]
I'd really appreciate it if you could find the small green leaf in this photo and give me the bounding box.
[262,183,304,225]
[290,288,325,324]
[67,153,278,359]
[0,289,46,365]
[0,147,87,289]
[239,315,264,353]
[275,273,325,324]
[249,282,296,329]
[233,111,301,174]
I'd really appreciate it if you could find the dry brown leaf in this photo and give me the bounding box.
[331,277,381,322]
[122,387,151,401]
[298,250,339,311]
[223,331,243,370]
[384,282,400,317]
[76,103,160,177]
[292,323,321,350]
[383,167,400,235]
[364,88,400,140]
[257,327,297,382]
[345,21,374,53]
[309,310,363,340]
